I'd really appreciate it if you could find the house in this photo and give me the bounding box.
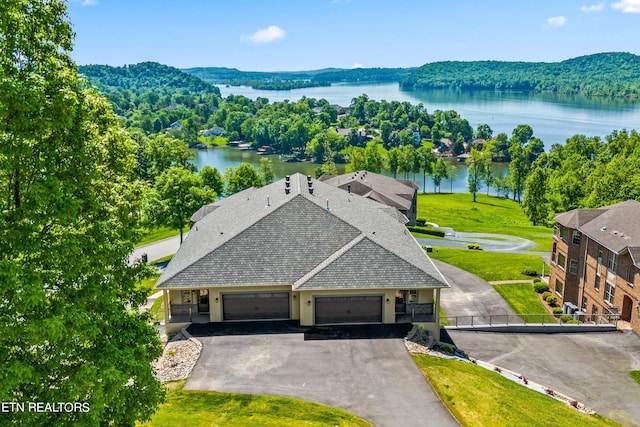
[155,173,449,338]
[549,200,640,333]
[319,170,419,225]
[169,121,182,130]
[200,127,224,137]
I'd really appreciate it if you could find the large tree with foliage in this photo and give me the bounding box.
[0,1,164,425]
[466,148,489,202]
[224,163,263,194]
[147,167,217,243]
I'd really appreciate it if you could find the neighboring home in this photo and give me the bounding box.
[319,170,419,225]
[550,200,640,334]
[155,173,449,338]
[200,126,224,137]
[169,121,182,131]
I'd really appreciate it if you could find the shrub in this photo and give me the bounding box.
[416,218,427,226]
[546,295,558,306]
[467,243,481,250]
[533,277,542,284]
[521,269,538,277]
[534,283,550,293]
[552,307,563,316]
[541,291,552,300]
[406,226,445,237]
[560,314,574,323]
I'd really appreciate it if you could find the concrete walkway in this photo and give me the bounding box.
[435,259,519,321]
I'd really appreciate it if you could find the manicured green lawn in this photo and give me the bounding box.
[416,193,553,251]
[138,380,372,427]
[136,227,184,247]
[429,247,545,281]
[138,273,161,296]
[413,355,621,427]
[493,282,556,323]
[631,370,640,385]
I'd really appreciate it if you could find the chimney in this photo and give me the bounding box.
[285,187,290,195]
[285,175,290,183]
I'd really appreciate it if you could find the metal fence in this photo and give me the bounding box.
[442,313,619,328]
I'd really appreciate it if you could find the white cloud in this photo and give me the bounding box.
[581,3,605,12]
[612,0,640,12]
[547,16,567,27]
[352,62,364,69]
[241,25,286,44]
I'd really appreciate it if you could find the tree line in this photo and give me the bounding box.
[401,52,640,99]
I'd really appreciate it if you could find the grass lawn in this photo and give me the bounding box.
[138,273,161,296]
[493,282,556,323]
[631,371,640,385]
[412,354,621,427]
[136,227,185,247]
[429,247,545,281]
[138,380,372,427]
[416,193,553,251]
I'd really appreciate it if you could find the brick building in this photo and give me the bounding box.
[550,200,640,334]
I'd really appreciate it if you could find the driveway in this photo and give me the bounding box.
[435,260,519,322]
[185,323,459,427]
[444,330,640,427]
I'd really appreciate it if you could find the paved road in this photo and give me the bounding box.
[132,234,186,263]
[444,330,640,427]
[186,327,459,427]
[435,259,519,323]
[416,232,548,256]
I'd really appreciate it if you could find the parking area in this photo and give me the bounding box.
[444,329,640,427]
[185,323,458,427]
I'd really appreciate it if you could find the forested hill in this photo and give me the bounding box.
[184,66,414,85]
[79,62,221,96]
[400,52,640,98]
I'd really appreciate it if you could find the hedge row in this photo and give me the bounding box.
[406,226,446,238]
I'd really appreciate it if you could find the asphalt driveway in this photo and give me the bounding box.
[185,324,458,427]
[444,330,640,427]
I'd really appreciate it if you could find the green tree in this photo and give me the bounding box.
[363,141,384,173]
[523,166,550,225]
[399,145,416,179]
[148,167,216,243]
[387,147,401,178]
[475,123,493,140]
[348,147,366,172]
[417,146,436,193]
[0,1,164,425]
[466,148,489,202]
[143,133,195,180]
[447,163,458,193]
[508,142,531,203]
[200,165,224,195]
[432,158,449,193]
[259,157,275,185]
[224,163,262,195]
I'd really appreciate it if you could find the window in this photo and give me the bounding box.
[408,290,418,303]
[555,279,564,295]
[604,283,615,304]
[553,226,561,237]
[569,259,579,275]
[607,252,617,274]
[597,247,603,268]
[557,253,566,270]
[594,274,600,291]
[581,296,588,311]
[182,290,192,304]
[572,230,581,245]
[592,305,598,317]
[551,242,557,264]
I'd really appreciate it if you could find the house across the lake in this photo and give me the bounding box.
[155,173,449,338]
[550,200,640,334]
[319,170,419,225]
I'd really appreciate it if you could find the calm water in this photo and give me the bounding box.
[194,83,640,193]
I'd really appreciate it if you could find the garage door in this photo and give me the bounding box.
[222,292,290,321]
[314,296,383,325]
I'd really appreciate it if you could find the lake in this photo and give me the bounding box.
[194,83,640,193]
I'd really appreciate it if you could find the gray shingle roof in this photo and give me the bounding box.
[156,173,448,290]
[555,207,607,229]
[320,171,416,212]
[576,200,640,254]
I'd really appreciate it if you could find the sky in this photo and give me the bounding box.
[67,0,640,71]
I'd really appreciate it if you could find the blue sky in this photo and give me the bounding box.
[67,0,640,71]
